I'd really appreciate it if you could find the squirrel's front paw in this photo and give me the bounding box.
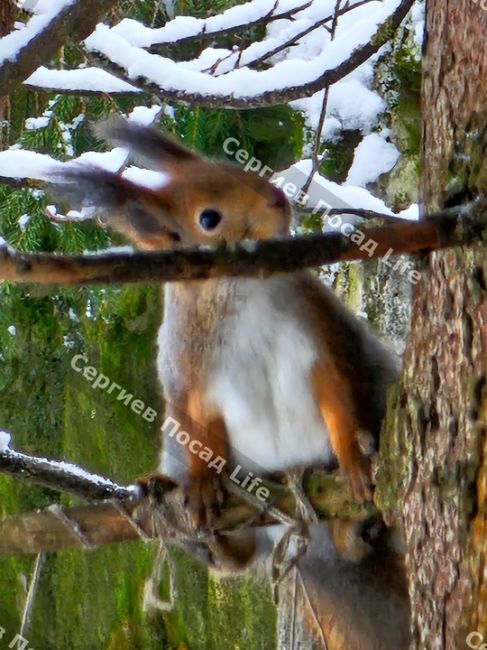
[342,449,373,503]
[137,473,178,500]
[184,473,226,533]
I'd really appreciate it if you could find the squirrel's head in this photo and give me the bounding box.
[53,117,292,250]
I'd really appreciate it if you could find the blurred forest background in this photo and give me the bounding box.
[0,1,421,648]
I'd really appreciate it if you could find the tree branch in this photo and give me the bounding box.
[84,0,414,109]
[0,445,373,555]
[146,0,314,49]
[22,83,141,98]
[0,446,134,501]
[0,0,120,96]
[215,0,374,75]
[0,175,45,189]
[0,206,483,286]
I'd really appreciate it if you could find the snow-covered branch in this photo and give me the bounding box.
[199,0,374,76]
[126,0,314,49]
[20,0,413,107]
[0,0,120,96]
[78,0,413,108]
[0,104,161,193]
[0,432,134,501]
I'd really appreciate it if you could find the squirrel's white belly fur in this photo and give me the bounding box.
[158,278,333,476]
[208,284,332,472]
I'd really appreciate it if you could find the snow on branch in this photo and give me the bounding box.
[0,104,161,189]
[0,0,120,96]
[24,66,141,96]
[193,0,375,77]
[78,0,413,108]
[114,0,314,49]
[22,0,414,106]
[0,436,135,501]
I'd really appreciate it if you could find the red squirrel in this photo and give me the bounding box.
[55,119,410,648]
[56,117,399,510]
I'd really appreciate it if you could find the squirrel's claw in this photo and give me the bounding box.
[184,473,226,534]
[343,450,374,503]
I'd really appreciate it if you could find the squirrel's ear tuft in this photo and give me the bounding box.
[49,163,181,248]
[49,165,136,211]
[51,165,134,210]
[93,117,198,170]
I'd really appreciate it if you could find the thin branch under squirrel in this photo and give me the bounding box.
[0,436,374,556]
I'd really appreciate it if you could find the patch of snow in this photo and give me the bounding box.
[18,214,31,231]
[25,66,140,93]
[127,104,161,126]
[122,166,170,189]
[397,203,419,220]
[281,158,395,215]
[411,2,424,52]
[83,245,134,255]
[25,115,50,130]
[0,431,11,452]
[63,335,75,349]
[293,79,385,136]
[7,325,16,336]
[163,104,176,120]
[65,206,97,220]
[346,132,400,186]
[41,458,126,488]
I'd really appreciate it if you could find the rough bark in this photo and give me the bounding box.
[376,2,487,648]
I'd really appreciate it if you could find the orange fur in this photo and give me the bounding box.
[58,118,399,561]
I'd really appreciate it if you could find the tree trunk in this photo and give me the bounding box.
[377,2,487,648]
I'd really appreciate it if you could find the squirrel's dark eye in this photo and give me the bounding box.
[199,208,222,231]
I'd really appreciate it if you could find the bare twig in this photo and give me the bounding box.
[0,205,482,286]
[0,501,147,554]
[302,0,342,193]
[19,553,45,641]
